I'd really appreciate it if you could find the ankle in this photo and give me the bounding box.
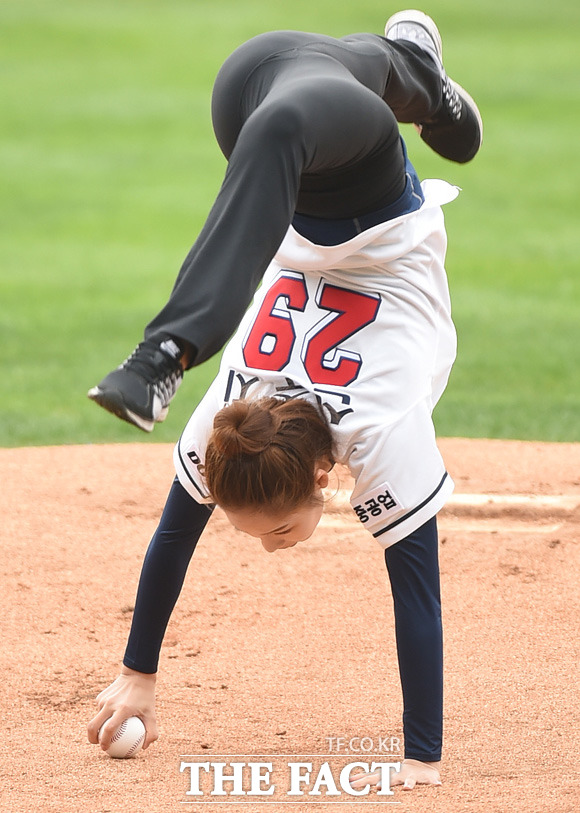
[177,340,195,370]
[156,335,195,370]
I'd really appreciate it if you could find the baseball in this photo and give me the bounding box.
[100,716,146,759]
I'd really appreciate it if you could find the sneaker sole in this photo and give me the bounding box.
[88,386,156,433]
[384,9,443,61]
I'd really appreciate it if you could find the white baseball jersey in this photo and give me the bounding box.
[175,179,459,547]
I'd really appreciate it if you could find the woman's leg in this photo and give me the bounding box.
[145,37,408,362]
[89,20,479,430]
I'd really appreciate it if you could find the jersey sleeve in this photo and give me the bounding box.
[173,378,224,504]
[347,399,454,547]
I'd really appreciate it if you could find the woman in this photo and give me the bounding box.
[88,10,482,791]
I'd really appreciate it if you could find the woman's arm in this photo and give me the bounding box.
[88,478,213,750]
[351,516,444,791]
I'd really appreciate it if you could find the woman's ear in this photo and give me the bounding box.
[314,467,330,490]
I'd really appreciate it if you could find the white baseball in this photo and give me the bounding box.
[101,716,146,759]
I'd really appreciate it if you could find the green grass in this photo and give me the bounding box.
[2,0,580,446]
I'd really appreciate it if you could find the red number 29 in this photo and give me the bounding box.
[242,273,380,387]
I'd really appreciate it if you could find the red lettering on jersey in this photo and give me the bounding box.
[303,284,380,386]
[242,274,380,386]
[242,274,308,371]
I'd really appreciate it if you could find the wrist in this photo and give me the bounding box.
[121,664,157,681]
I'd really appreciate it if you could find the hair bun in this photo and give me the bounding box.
[211,399,281,458]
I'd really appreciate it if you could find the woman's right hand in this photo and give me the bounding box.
[87,665,158,751]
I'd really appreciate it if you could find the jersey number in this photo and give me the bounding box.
[242,273,380,387]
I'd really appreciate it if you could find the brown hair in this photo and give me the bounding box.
[202,397,335,512]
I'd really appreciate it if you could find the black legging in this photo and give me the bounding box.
[124,478,443,762]
[144,31,443,365]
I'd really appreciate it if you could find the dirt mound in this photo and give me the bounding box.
[1,440,578,812]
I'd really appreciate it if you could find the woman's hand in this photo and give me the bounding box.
[87,665,158,751]
[350,759,442,792]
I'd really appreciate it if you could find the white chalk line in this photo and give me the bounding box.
[446,493,579,510]
[323,490,579,511]
[319,491,578,534]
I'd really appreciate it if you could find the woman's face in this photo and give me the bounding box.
[222,466,329,553]
[224,500,325,552]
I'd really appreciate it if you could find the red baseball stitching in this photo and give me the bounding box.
[110,719,144,757]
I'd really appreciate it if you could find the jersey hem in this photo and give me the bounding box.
[371,472,454,547]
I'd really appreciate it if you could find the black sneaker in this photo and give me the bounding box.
[88,338,184,432]
[385,9,483,163]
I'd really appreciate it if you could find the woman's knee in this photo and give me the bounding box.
[244,97,307,146]
[211,31,309,157]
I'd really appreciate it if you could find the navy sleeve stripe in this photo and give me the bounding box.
[373,472,449,538]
